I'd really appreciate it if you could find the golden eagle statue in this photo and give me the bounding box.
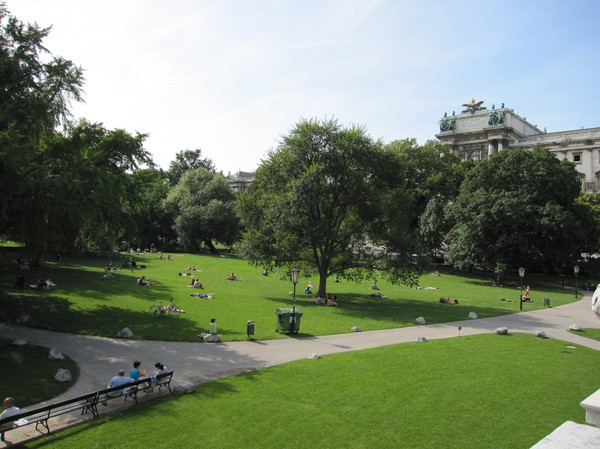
[462,99,485,113]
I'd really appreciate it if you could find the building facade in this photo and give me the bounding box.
[435,100,600,193]
[226,171,255,193]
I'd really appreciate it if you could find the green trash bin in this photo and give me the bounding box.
[275,308,303,334]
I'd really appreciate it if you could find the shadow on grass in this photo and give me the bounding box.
[258,292,520,327]
[0,294,200,340]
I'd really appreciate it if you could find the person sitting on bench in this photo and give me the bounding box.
[101,370,135,405]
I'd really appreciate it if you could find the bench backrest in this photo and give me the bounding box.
[0,371,175,428]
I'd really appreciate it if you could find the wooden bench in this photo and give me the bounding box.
[0,371,174,442]
[0,391,99,441]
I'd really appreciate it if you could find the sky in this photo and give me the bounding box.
[7,0,600,175]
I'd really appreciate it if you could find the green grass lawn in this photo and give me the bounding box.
[21,333,600,449]
[0,339,79,407]
[569,327,600,341]
[0,247,592,342]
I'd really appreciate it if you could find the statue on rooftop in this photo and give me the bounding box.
[462,98,486,114]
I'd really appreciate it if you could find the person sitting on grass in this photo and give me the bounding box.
[304,285,312,294]
[370,281,379,290]
[522,286,532,302]
[193,279,204,289]
[315,294,325,305]
[137,276,156,286]
[326,295,339,307]
[226,273,238,281]
[103,265,114,278]
[197,318,220,342]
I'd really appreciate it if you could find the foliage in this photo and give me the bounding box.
[164,168,239,252]
[24,335,600,449]
[0,5,152,259]
[237,118,422,296]
[384,139,462,259]
[575,191,600,253]
[5,120,151,257]
[445,148,589,275]
[0,3,84,246]
[168,149,216,185]
[127,168,177,251]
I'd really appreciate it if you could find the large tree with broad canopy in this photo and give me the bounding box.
[237,117,422,296]
[445,148,590,277]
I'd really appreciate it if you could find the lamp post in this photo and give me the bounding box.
[290,268,300,333]
[518,267,525,311]
[574,265,580,299]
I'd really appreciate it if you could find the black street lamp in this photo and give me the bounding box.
[574,265,580,299]
[290,268,300,333]
[519,267,525,311]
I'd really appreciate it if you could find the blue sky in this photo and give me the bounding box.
[9,0,600,174]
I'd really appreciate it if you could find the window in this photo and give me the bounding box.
[573,153,581,163]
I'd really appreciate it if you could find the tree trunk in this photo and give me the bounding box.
[203,238,218,254]
[318,268,328,298]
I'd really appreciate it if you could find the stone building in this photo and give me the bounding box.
[226,170,255,193]
[435,99,600,193]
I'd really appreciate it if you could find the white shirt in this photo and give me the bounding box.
[0,406,20,420]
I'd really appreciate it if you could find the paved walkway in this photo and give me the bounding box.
[1,293,599,445]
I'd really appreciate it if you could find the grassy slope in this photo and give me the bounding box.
[22,334,600,449]
[0,247,593,342]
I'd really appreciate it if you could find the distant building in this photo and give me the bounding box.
[435,100,600,193]
[226,171,255,193]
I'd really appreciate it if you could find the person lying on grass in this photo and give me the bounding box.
[439,297,459,304]
[191,292,215,299]
[369,292,387,299]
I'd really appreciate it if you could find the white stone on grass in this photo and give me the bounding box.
[117,327,134,339]
[54,368,72,383]
[48,347,65,360]
[351,326,363,332]
[494,327,509,335]
[468,312,478,320]
[534,330,548,339]
[416,337,428,343]
[12,339,27,346]
[569,323,582,331]
[415,317,426,325]
[174,382,196,395]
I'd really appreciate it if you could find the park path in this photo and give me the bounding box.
[1,293,599,445]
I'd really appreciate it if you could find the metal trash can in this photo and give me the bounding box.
[246,320,255,338]
[544,297,551,307]
[275,308,303,334]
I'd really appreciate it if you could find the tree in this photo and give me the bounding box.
[164,168,239,253]
[575,192,600,253]
[6,120,151,257]
[385,139,462,258]
[127,168,177,251]
[0,3,85,238]
[168,149,216,185]
[237,117,421,296]
[445,148,589,276]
